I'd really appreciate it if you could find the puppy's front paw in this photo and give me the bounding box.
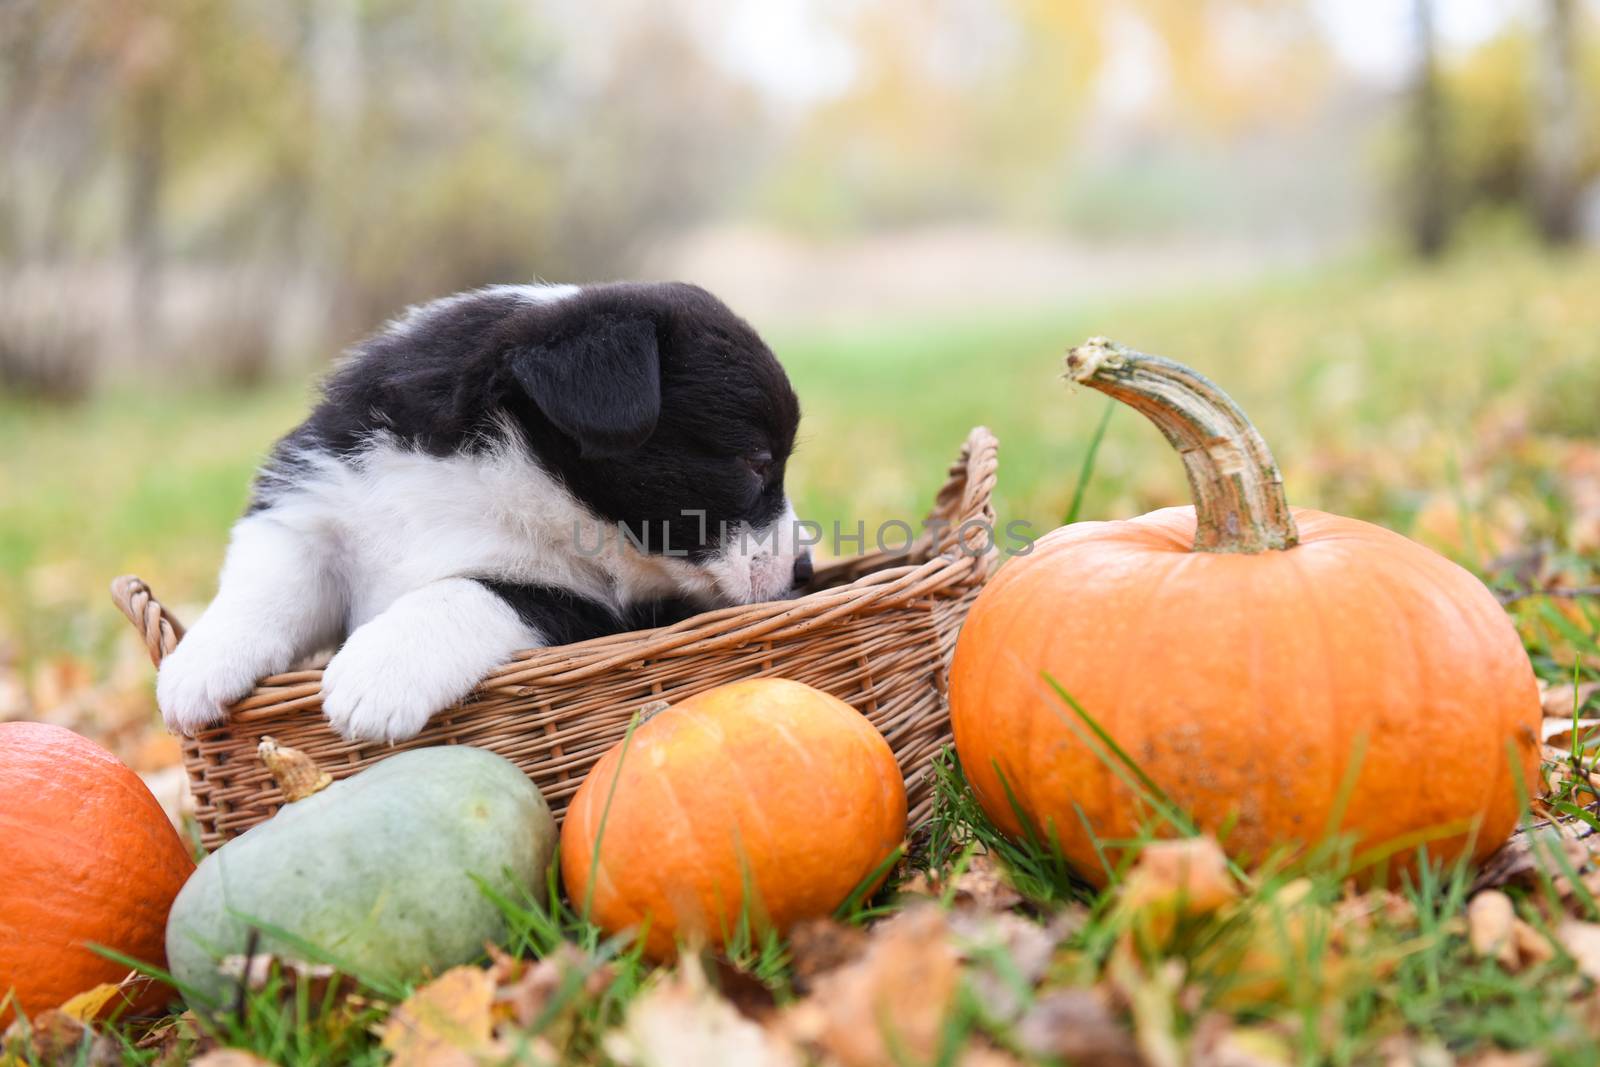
[321,621,472,743]
[156,626,271,735]
[321,578,535,743]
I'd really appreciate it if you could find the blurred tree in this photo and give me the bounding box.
[1129,0,1330,134]
[762,0,1328,232]
[1534,0,1584,244]
[1424,10,1600,244]
[0,0,769,382]
[1407,0,1451,258]
[534,8,768,279]
[116,10,176,360]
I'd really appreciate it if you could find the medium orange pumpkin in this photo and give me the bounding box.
[561,678,906,958]
[950,338,1541,884]
[0,722,195,1023]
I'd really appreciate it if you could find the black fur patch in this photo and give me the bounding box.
[473,579,704,645]
[249,281,802,630]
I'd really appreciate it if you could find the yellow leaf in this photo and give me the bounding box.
[57,984,121,1023]
[1193,1018,1296,1066]
[1514,920,1556,967]
[1555,920,1600,981]
[381,966,496,1067]
[1467,891,1518,967]
[190,1051,279,1067]
[782,906,957,1067]
[1118,837,1238,947]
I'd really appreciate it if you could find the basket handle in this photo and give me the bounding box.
[109,575,185,668]
[927,425,999,556]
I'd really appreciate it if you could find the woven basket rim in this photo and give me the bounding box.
[111,425,999,704]
[111,425,999,848]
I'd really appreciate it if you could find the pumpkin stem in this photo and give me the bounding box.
[1064,338,1299,554]
[259,737,332,802]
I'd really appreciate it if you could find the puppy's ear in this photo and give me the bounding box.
[508,314,660,458]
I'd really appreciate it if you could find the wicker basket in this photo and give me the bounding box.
[111,427,999,850]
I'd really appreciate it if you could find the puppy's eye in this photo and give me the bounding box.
[743,452,774,481]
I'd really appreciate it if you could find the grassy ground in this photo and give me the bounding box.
[3,239,1600,1064]
[4,240,1599,669]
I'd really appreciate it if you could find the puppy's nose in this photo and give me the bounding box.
[792,551,814,588]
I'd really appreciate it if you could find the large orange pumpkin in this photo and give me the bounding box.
[950,338,1541,884]
[561,678,906,958]
[0,722,195,1023]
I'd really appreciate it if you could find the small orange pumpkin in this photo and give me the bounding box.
[561,678,906,958]
[950,339,1541,884]
[0,722,195,1023]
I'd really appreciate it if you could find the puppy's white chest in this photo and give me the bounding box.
[274,437,686,629]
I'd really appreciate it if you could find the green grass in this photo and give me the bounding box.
[81,688,1600,1065]
[4,238,1600,1064]
[16,683,1600,1065]
[4,240,1599,669]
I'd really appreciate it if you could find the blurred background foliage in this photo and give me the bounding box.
[2,0,1600,753]
[3,0,1600,394]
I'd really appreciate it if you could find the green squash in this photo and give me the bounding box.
[166,745,555,1003]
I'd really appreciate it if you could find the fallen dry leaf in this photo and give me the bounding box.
[29,654,94,713]
[1191,1015,1295,1067]
[130,1011,209,1065]
[1411,490,1523,562]
[56,983,124,1023]
[1332,887,1416,939]
[0,657,27,719]
[949,909,1064,1024]
[786,917,869,992]
[1540,716,1600,748]
[1471,825,1593,893]
[218,955,351,1009]
[1468,891,1518,967]
[1207,880,1339,1010]
[1013,986,1141,1066]
[483,942,520,983]
[782,905,959,1067]
[701,957,780,1024]
[380,966,496,1067]
[1559,443,1600,555]
[1555,919,1600,981]
[1540,681,1600,719]
[944,850,1025,911]
[1118,837,1238,947]
[604,954,798,1067]
[189,1051,279,1067]
[1107,952,1184,1067]
[1,1009,118,1067]
[1374,1033,1455,1067]
[1514,921,1557,968]
[1460,889,1554,973]
[485,942,613,1034]
[956,1046,1028,1067]
[1465,1051,1546,1067]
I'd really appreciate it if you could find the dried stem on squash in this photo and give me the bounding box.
[1065,337,1299,554]
[258,736,332,802]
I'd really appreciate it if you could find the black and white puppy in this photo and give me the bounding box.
[157,282,808,742]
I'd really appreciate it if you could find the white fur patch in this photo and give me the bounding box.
[158,430,798,741]
[698,500,805,604]
[379,283,578,342]
[321,578,539,742]
[156,514,345,734]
